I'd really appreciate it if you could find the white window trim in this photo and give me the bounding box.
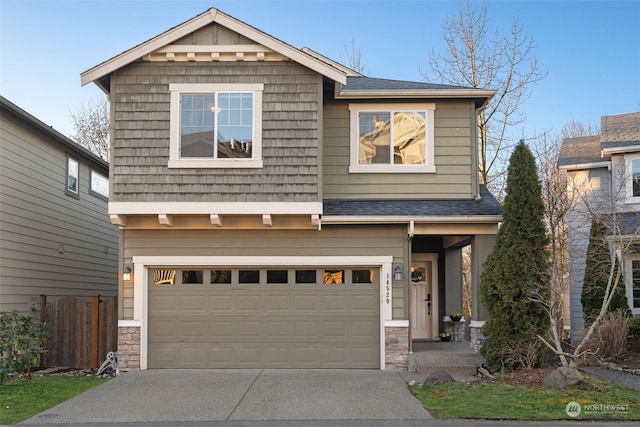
[348,103,436,174]
[89,169,109,200]
[130,255,393,370]
[624,154,640,203]
[168,83,264,169]
[626,255,640,315]
[66,156,80,198]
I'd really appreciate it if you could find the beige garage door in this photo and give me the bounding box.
[147,267,380,368]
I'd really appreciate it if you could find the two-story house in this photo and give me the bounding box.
[0,96,118,314]
[558,111,640,342]
[81,8,502,371]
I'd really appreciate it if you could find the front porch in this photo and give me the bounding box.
[409,340,485,376]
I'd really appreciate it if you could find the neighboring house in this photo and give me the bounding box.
[81,8,502,371]
[0,96,118,314]
[558,111,640,342]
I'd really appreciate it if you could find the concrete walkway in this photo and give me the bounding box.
[20,369,432,424]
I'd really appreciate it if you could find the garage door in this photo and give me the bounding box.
[147,267,380,368]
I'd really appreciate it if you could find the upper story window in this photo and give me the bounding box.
[66,156,79,198]
[349,103,435,173]
[168,83,264,169]
[625,154,640,202]
[90,169,109,199]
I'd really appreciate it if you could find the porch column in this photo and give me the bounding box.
[471,234,496,321]
[444,247,463,316]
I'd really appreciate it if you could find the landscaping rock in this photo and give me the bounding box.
[542,366,583,389]
[423,370,454,386]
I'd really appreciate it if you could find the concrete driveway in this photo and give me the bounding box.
[21,369,431,424]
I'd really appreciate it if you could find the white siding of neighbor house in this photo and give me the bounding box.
[565,167,611,342]
[0,109,118,313]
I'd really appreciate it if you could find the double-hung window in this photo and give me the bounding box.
[169,84,263,168]
[66,156,79,198]
[349,103,435,173]
[626,155,640,202]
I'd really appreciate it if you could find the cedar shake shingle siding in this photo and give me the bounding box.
[111,61,321,203]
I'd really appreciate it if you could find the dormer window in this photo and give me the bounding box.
[349,103,435,173]
[168,83,263,168]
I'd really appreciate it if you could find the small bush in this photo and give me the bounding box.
[503,339,543,370]
[0,311,47,384]
[582,309,629,362]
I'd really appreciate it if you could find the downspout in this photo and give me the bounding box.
[407,220,415,354]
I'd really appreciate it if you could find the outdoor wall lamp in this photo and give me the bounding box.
[123,266,132,281]
[393,265,403,281]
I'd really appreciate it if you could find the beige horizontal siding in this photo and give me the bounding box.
[120,225,406,320]
[0,114,118,313]
[323,100,476,199]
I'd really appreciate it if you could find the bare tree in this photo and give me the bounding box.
[534,132,571,344]
[561,119,599,139]
[70,96,110,161]
[424,1,547,194]
[340,39,365,74]
[533,161,637,367]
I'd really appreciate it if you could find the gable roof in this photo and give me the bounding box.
[558,112,640,170]
[81,8,349,91]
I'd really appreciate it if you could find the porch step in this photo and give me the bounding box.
[409,341,485,377]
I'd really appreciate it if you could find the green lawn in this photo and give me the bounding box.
[0,376,108,425]
[412,374,640,420]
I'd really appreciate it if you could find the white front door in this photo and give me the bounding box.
[410,255,438,340]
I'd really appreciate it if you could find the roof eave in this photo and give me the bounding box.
[0,96,109,171]
[335,88,496,100]
[558,160,610,171]
[81,8,347,89]
[320,215,503,224]
[601,145,640,156]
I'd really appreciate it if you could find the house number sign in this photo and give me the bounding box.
[385,273,391,305]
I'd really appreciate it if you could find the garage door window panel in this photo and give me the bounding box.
[182,270,203,284]
[352,269,374,284]
[324,270,345,284]
[267,270,288,284]
[210,270,232,284]
[295,270,317,284]
[239,269,260,284]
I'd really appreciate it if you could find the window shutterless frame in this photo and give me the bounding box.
[168,83,264,169]
[348,103,436,174]
[65,155,80,198]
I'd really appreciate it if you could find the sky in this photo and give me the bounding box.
[1,0,639,141]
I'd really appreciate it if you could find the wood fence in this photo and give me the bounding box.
[41,295,117,369]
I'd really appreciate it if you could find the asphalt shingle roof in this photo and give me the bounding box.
[558,112,640,168]
[323,186,502,217]
[557,136,607,167]
[342,76,474,92]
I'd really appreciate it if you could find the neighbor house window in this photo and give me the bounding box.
[66,156,79,198]
[631,158,640,198]
[169,83,263,168]
[632,260,640,309]
[349,103,435,173]
[90,170,109,199]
